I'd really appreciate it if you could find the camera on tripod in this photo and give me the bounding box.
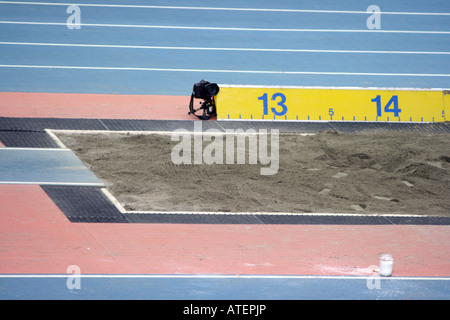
[188,80,220,120]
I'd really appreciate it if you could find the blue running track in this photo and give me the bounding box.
[1,275,449,300]
[0,0,449,95]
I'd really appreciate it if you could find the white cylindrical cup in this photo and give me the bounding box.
[379,254,393,277]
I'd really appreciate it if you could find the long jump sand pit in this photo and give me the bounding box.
[55,129,450,216]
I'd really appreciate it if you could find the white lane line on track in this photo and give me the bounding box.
[1,41,449,55]
[1,21,450,34]
[0,274,449,281]
[0,1,449,16]
[1,64,449,77]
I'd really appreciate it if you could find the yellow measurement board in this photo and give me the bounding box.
[215,86,447,122]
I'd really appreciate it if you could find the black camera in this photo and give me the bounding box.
[189,80,220,120]
[193,80,220,100]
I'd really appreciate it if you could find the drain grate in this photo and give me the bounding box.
[42,186,130,223]
[0,131,59,148]
[42,186,450,225]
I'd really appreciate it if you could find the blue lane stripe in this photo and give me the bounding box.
[1,275,449,300]
[0,0,449,13]
[0,0,449,93]
[1,25,449,53]
[1,68,448,96]
[1,2,449,32]
[1,45,448,75]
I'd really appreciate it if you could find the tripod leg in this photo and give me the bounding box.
[188,97,215,120]
[188,94,195,115]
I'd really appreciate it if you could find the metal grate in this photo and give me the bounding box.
[42,186,130,223]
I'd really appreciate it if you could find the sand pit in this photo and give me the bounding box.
[55,130,450,216]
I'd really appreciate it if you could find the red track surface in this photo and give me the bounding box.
[1,92,449,277]
[0,92,192,120]
[1,184,449,276]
